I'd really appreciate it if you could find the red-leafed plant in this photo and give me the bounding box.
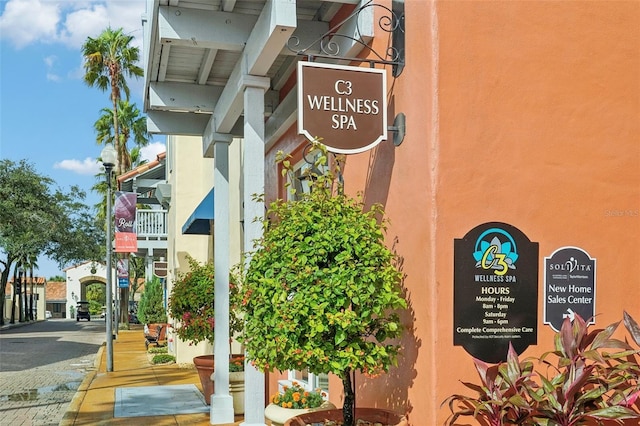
[443,343,536,425]
[168,255,242,346]
[530,314,639,425]
[443,312,640,426]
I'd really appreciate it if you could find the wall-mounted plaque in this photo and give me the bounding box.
[544,247,596,332]
[454,222,539,363]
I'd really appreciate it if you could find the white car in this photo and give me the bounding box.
[45,311,52,319]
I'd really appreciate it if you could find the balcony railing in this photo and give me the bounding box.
[137,210,168,239]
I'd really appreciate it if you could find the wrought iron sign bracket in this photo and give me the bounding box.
[287,1,405,77]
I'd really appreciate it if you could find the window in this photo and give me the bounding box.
[283,144,329,202]
[280,370,329,395]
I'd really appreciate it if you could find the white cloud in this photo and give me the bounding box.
[141,141,166,162]
[0,0,61,49]
[0,0,146,50]
[54,157,102,176]
[53,141,165,177]
[44,54,60,81]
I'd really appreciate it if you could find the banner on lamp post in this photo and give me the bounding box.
[117,258,129,289]
[114,191,137,252]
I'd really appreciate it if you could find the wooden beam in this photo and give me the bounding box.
[158,6,257,50]
[148,82,223,112]
[147,110,210,135]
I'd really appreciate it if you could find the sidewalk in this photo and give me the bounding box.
[61,326,244,426]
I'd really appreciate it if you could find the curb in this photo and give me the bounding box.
[60,343,105,426]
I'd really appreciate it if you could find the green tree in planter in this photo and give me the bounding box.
[239,143,407,426]
[137,277,167,325]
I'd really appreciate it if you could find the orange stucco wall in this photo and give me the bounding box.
[266,1,639,424]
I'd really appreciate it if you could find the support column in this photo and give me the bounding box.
[211,133,234,424]
[242,78,270,426]
[145,251,153,282]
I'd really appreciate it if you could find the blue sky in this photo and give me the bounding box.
[0,0,166,279]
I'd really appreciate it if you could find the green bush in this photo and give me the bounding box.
[151,354,175,364]
[148,346,168,354]
[137,277,167,324]
[240,143,406,426]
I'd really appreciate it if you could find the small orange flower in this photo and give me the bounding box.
[272,382,325,409]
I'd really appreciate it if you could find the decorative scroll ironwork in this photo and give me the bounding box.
[287,1,405,77]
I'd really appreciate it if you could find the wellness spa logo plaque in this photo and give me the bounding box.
[454,222,539,363]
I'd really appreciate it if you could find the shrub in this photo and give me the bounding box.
[168,255,242,346]
[137,277,167,325]
[148,346,168,354]
[151,354,175,364]
[443,312,640,425]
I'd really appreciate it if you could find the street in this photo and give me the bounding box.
[0,319,105,425]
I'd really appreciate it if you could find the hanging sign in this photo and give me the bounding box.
[454,222,539,363]
[153,261,168,278]
[115,191,137,253]
[544,247,596,332]
[298,61,387,154]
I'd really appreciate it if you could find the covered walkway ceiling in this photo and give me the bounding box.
[142,0,372,155]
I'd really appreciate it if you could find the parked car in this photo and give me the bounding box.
[76,301,91,321]
[45,310,52,319]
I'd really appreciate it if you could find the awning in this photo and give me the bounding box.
[181,188,214,235]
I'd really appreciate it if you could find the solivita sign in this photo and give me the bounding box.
[298,61,387,154]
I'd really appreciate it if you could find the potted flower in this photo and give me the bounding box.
[168,255,243,406]
[239,143,408,426]
[264,381,335,426]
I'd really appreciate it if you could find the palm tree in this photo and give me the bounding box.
[13,251,37,322]
[94,99,150,173]
[82,27,143,175]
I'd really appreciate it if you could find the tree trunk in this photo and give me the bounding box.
[18,277,23,322]
[10,269,17,324]
[342,369,355,426]
[29,268,34,320]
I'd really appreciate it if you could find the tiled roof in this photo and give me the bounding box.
[46,281,67,302]
[117,152,166,183]
[8,276,47,284]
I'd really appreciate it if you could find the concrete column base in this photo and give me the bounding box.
[210,394,234,425]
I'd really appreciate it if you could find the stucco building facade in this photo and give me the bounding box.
[140,1,639,424]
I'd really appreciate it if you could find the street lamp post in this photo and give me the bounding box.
[101,143,117,372]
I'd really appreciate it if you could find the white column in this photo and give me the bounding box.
[211,134,235,424]
[242,78,270,426]
[145,251,153,282]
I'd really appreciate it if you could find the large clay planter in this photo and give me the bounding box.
[194,354,245,411]
[228,371,244,414]
[284,408,408,426]
[193,355,214,404]
[265,401,336,426]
